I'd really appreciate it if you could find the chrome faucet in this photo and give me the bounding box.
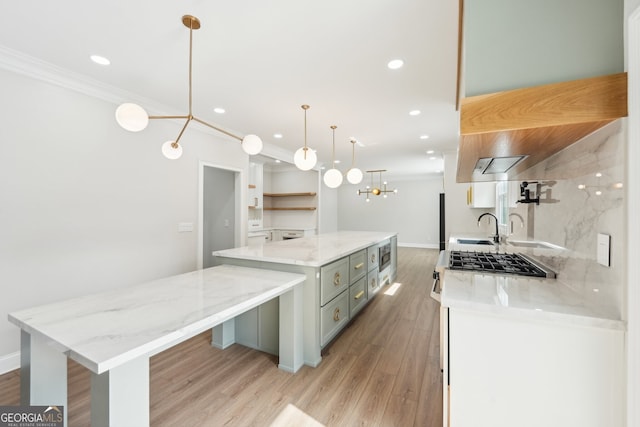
[477,213,500,243]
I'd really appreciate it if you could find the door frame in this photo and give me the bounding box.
[198,161,244,270]
[627,2,640,425]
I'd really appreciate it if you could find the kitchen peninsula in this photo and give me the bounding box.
[9,265,306,427]
[213,230,398,367]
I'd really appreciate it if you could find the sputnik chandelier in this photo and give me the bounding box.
[115,15,263,159]
[357,170,398,202]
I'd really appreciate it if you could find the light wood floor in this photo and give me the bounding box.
[0,247,442,426]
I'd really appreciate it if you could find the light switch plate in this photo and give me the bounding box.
[597,233,610,267]
[178,222,194,233]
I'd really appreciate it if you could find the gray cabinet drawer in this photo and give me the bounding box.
[368,269,380,296]
[349,276,368,317]
[321,257,349,306]
[349,249,367,283]
[367,245,379,271]
[320,290,349,346]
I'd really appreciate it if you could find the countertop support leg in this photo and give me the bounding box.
[20,330,68,426]
[278,282,304,373]
[90,356,149,427]
[212,319,236,349]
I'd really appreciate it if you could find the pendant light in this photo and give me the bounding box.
[115,15,263,159]
[293,105,317,170]
[346,138,363,184]
[357,169,398,201]
[323,125,343,188]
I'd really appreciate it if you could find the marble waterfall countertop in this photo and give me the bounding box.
[9,265,306,374]
[442,234,625,330]
[213,231,397,267]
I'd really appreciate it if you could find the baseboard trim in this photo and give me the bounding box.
[0,351,20,375]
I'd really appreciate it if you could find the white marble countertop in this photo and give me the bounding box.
[441,271,624,330]
[214,231,397,267]
[443,234,624,330]
[9,265,306,374]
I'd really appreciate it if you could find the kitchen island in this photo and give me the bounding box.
[440,235,625,427]
[9,265,306,427]
[213,230,398,367]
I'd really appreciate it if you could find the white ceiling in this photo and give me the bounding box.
[0,0,460,178]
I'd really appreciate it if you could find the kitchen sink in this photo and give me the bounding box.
[507,240,561,250]
[456,238,495,246]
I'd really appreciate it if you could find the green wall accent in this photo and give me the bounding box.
[464,0,624,96]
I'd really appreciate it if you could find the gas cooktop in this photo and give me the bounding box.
[448,251,555,278]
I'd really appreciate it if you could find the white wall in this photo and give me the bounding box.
[318,185,338,234]
[337,176,443,247]
[0,67,248,362]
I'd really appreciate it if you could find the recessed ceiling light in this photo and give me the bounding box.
[420,135,430,140]
[90,55,110,66]
[334,160,341,164]
[213,107,225,114]
[426,150,434,154]
[387,59,404,70]
[409,110,421,116]
[273,133,283,139]
[275,159,281,163]
[429,156,437,160]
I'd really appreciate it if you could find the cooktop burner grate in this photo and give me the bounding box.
[448,251,549,278]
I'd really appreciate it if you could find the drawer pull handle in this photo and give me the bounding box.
[333,307,341,321]
[371,254,376,263]
[354,262,364,270]
[334,272,341,286]
[354,290,365,300]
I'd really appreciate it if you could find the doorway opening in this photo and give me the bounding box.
[198,162,242,269]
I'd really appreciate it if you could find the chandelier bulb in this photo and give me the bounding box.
[347,168,363,184]
[242,134,263,155]
[324,168,343,188]
[115,103,149,132]
[162,140,183,160]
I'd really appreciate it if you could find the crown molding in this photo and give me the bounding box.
[0,44,127,105]
[0,44,246,142]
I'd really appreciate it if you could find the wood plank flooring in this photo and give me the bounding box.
[0,247,442,426]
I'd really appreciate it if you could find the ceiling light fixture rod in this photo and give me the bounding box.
[303,105,309,159]
[115,15,262,159]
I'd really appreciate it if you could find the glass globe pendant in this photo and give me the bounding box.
[323,125,343,188]
[294,105,317,171]
[346,138,363,184]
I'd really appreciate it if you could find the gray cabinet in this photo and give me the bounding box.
[349,276,367,317]
[320,257,349,306]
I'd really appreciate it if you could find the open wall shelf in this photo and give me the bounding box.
[263,192,317,211]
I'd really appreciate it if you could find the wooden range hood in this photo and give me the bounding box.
[457,72,628,182]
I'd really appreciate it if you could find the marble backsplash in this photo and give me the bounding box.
[508,119,626,320]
